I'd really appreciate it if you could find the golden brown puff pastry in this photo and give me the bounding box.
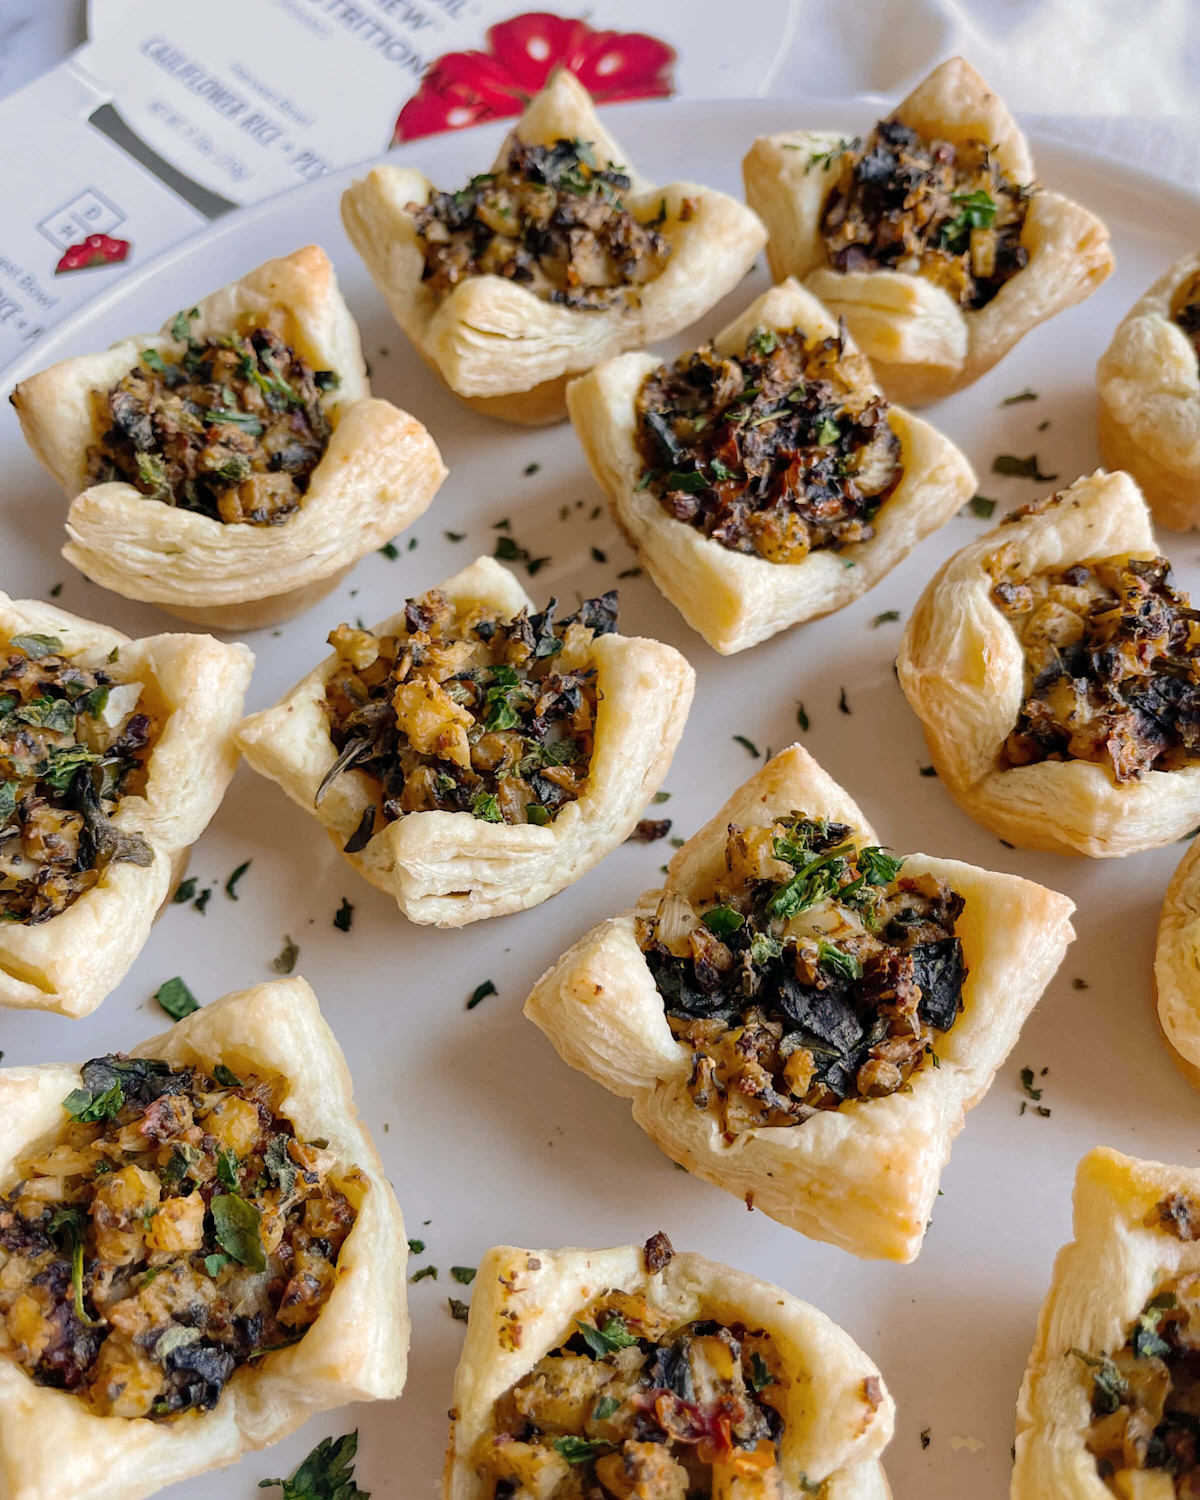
[1155,835,1200,1092]
[11,246,447,631]
[524,744,1074,1262]
[235,556,694,926]
[898,468,1200,857]
[566,277,976,654]
[0,591,250,1018]
[742,57,1114,407]
[443,1236,893,1499]
[340,70,768,428]
[1013,1147,1200,1500]
[0,976,408,1500]
[1098,249,1200,531]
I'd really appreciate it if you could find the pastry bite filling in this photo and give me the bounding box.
[85,311,338,527]
[819,119,1034,310]
[636,817,966,1132]
[0,633,154,924]
[0,1052,363,1420]
[480,1264,786,1496]
[634,325,902,564]
[318,587,618,835]
[411,137,672,311]
[992,552,1200,783]
[1076,1259,1200,1496]
[1171,269,1200,358]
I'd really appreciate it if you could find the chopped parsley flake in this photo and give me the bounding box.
[154,976,199,1021]
[272,936,299,975]
[467,979,497,1010]
[992,453,1057,482]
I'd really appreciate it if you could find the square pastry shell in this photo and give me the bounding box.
[1098,248,1200,531]
[0,976,409,1500]
[1013,1147,1200,1500]
[0,593,251,1018]
[443,1240,893,1499]
[235,556,694,926]
[742,57,1114,406]
[11,246,446,631]
[566,277,976,654]
[897,468,1200,856]
[524,745,1075,1261]
[341,70,768,426]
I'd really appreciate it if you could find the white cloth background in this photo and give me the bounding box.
[1,0,1198,181]
[768,0,1200,187]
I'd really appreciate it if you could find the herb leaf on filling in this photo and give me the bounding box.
[259,1430,368,1500]
[636,816,967,1127]
[317,587,618,828]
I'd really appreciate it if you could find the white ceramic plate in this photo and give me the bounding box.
[2,99,1198,1500]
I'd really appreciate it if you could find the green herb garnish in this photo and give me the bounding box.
[273,936,299,975]
[749,1350,775,1391]
[702,904,744,937]
[155,976,199,1021]
[210,1193,266,1271]
[9,633,62,659]
[817,940,863,981]
[62,1081,125,1123]
[467,979,497,1010]
[471,791,503,823]
[576,1313,639,1358]
[992,454,1057,482]
[259,1431,368,1500]
[552,1436,610,1465]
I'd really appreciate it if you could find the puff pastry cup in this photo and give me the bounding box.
[1154,835,1200,1092]
[742,57,1114,406]
[0,591,251,1018]
[341,70,768,427]
[566,277,976,654]
[10,246,447,631]
[443,1236,893,1499]
[1012,1147,1200,1500]
[898,468,1200,857]
[236,556,694,926]
[524,744,1075,1262]
[1098,249,1200,531]
[0,976,408,1500]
